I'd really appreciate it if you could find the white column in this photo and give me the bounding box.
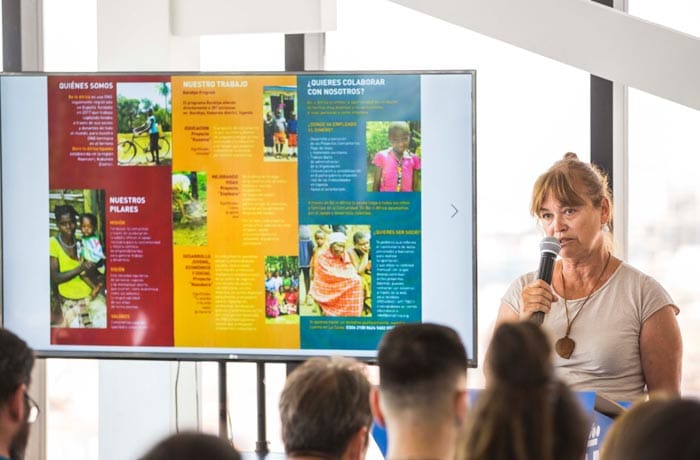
[15,2,46,459]
[304,33,325,71]
[611,0,628,259]
[96,0,200,71]
[20,0,44,70]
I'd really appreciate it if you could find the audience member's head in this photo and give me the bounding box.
[138,431,241,460]
[0,328,36,460]
[460,321,589,460]
[373,323,468,460]
[279,356,372,460]
[601,396,700,460]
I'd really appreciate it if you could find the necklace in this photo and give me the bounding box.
[57,233,76,249]
[555,252,612,359]
[392,151,404,191]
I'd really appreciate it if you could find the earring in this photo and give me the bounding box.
[602,223,610,233]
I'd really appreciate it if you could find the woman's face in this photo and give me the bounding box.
[538,192,607,259]
[56,213,76,239]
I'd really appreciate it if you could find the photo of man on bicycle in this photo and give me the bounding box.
[116,81,172,167]
[135,108,160,165]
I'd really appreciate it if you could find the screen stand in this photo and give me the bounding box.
[218,361,228,440]
[256,362,270,454]
[218,361,270,454]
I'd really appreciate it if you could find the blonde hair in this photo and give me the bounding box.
[530,153,614,251]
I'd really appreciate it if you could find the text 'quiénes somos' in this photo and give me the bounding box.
[58,81,114,90]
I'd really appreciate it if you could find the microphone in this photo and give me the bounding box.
[530,236,561,325]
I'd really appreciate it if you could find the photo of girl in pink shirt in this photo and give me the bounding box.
[369,121,421,192]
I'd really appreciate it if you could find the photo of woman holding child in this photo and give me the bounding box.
[49,190,107,328]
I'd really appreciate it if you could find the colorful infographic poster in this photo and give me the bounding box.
[170,75,299,349]
[297,75,422,349]
[48,75,174,346]
[45,73,430,352]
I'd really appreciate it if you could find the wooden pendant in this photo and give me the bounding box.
[555,336,576,359]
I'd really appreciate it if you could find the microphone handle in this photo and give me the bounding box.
[530,311,545,325]
[531,254,556,325]
[537,254,556,284]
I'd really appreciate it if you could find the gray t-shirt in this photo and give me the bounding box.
[502,262,677,402]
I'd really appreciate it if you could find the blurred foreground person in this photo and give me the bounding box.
[461,322,589,460]
[280,356,372,460]
[373,323,468,460]
[0,329,36,460]
[139,431,241,460]
[601,396,700,460]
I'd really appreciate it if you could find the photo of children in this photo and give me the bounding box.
[300,224,372,317]
[172,171,207,246]
[264,256,300,324]
[366,121,422,192]
[261,86,297,161]
[49,189,107,328]
[116,82,172,166]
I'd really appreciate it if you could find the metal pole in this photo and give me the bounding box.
[218,361,228,440]
[255,362,269,454]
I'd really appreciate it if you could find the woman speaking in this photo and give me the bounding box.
[495,153,681,402]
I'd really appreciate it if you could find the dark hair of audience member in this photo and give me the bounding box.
[377,322,468,411]
[0,329,35,404]
[279,356,372,458]
[460,322,589,460]
[138,431,241,460]
[601,396,700,460]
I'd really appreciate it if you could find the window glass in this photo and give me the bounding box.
[326,0,589,387]
[629,1,700,37]
[627,88,700,396]
[46,359,99,460]
[43,0,98,71]
[200,34,285,71]
[629,0,700,396]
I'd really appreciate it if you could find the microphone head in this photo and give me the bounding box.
[540,236,561,256]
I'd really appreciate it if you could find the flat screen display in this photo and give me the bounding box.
[1,71,477,364]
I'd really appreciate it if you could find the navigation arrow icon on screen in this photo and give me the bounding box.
[451,204,459,218]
